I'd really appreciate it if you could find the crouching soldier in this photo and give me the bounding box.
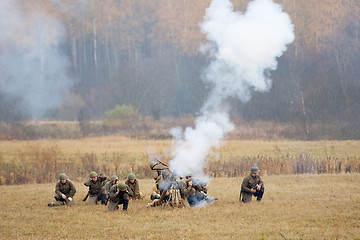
[182,177,214,207]
[108,182,131,212]
[104,175,119,202]
[125,173,144,200]
[84,171,107,205]
[240,166,264,203]
[177,177,196,207]
[48,173,76,207]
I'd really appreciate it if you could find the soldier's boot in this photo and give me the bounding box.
[101,193,107,205]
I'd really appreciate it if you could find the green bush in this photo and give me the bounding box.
[104,104,142,130]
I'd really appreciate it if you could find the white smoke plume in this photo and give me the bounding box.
[169,0,295,177]
[0,0,73,119]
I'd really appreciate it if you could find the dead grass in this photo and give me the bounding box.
[0,174,359,239]
[1,138,360,184]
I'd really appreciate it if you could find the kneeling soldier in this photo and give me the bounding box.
[104,175,119,201]
[125,173,144,200]
[84,171,107,205]
[108,182,131,212]
[240,166,264,203]
[48,173,76,207]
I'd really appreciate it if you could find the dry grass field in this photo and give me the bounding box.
[1,137,360,184]
[0,174,359,239]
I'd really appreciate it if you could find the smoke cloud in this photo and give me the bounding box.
[169,0,295,177]
[0,0,73,119]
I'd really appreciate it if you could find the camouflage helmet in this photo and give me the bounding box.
[117,182,127,191]
[251,166,260,173]
[150,161,157,169]
[128,173,136,180]
[110,175,118,182]
[89,171,98,178]
[59,173,67,180]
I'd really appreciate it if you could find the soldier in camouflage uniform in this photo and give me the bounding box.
[149,161,173,201]
[240,166,264,203]
[104,175,118,200]
[125,173,144,200]
[177,177,196,207]
[48,173,76,207]
[180,177,214,207]
[107,182,131,212]
[84,171,107,205]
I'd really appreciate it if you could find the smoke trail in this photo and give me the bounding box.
[0,0,73,119]
[169,0,294,177]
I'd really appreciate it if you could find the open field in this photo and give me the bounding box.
[0,174,359,239]
[1,137,360,184]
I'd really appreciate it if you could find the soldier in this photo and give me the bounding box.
[107,182,131,212]
[125,173,144,200]
[240,166,264,203]
[48,173,76,207]
[84,171,107,205]
[176,177,195,207]
[149,161,173,201]
[104,175,118,201]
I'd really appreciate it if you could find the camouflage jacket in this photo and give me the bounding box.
[125,179,140,199]
[84,174,107,195]
[241,174,264,193]
[193,179,208,194]
[55,180,76,197]
[104,181,116,195]
[177,180,195,198]
[109,184,131,202]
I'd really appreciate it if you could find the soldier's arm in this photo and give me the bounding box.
[241,177,252,193]
[134,181,140,197]
[109,186,119,201]
[99,174,107,182]
[193,184,203,192]
[69,181,76,197]
[55,182,62,196]
[127,186,135,198]
[258,177,264,188]
[84,179,91,187]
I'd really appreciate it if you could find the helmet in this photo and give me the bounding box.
[186,173,194,178]
[251,166,260,173]
[150,161,157,169]
[186,177,194,183]
[128,173,136,180]
[117,182,127,191]
[59,173,67,180]
[110,175,118,182]
[89,171,98,178]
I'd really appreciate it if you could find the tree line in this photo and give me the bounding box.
[0,0,359,140]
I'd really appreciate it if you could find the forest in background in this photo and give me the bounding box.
[0,0,359,140]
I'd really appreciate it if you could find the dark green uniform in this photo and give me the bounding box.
[125,179,141,199]
[177,179,195,207]
[50,180,76,206]
[104,181,116,198]
[108,184,131,212]
[241,174,264,203]
[84,174,107,205]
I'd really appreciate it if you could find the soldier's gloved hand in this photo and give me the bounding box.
[68,197,73,202]
[61,194,67,199]
[250,188,256,193]
[257,185,261,191]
